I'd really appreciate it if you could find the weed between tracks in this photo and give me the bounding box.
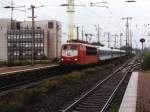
[0,68,97,112]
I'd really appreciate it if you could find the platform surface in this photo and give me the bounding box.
[119,72,138,112]
[0,64,56,75]
[136,71,150,112]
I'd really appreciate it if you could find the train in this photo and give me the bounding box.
[60,42,126,66]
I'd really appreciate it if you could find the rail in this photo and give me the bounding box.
[62,57,140,112]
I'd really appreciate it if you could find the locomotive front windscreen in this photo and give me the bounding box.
[62,44,78,57]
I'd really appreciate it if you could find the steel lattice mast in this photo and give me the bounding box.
[67,0,74,41]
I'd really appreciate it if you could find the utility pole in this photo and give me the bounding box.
[76,26,79,40]
[130,30,133,52]
[107,32,110,48]
[85,33,93,43]
[4,0,25,29]
[122,17,132,53]
[28,5,43,66]
[120,33,123,50]
[105,32,110,48]
[82,26,84,41]
[10,0,13,29]
[97,24,100,43]
[95,24,102,43]
[85,34,88,42]
[30,5,35,66]
[112,34,118,49]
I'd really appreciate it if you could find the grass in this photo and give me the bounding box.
[0,101,23,112]
[0,67,98,111]
[60,71,82,85]
[0,61,8,67]
[82,68,96,75]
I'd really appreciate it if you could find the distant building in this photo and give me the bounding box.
[20,20,62,59]
[0,19,62,61]
[7,29,44,61]
[0,19,11,61]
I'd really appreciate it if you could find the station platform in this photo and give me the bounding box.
[0,64,57,75]
[119,71,150,112]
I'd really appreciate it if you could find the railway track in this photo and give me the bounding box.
[0,65,73,92]
[62,56,140,112]
[0,57,129,93]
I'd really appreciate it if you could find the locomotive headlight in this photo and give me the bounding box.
[74,58,78,61]
[61,58,64,61]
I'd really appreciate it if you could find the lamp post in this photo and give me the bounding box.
[140,38,145,56]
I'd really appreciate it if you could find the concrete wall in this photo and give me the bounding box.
[0,19,10,61]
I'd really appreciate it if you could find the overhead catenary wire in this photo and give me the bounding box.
[0,1,9,6]
[78,1,126,35]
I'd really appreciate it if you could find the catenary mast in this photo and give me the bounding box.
[67,0,74,40]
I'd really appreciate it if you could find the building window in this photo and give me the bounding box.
[48,22,53,29]
[37,27,41,29]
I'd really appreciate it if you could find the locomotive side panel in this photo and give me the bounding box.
[83,46,98,65]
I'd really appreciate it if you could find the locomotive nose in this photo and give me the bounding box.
[61,57,78,66]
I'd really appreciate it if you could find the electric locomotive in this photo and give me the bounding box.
[60,42,98,66]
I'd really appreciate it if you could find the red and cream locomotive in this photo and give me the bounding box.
[60,42,98,66]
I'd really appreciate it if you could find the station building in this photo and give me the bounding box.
[0,19,62,61]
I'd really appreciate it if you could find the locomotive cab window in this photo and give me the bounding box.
[63,45,67,50]
[63,45,77,50]
[62,44,78,57]
[69,45,77,50]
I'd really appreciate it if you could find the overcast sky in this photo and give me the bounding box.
[0,0,150,48]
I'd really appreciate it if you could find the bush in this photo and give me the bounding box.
[18,89,43,105]
[4,101,23,112]
[50,58,59,64]
[0,61,7,67]
[83,68,96,75]
[142,52,150,70]
[38,80,59,92]
[7,60,31,66]
[34,60,51,64]
[0,100,23,112]
[60,71,81,85]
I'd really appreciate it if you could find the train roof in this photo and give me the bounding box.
[62,42,97,47]
[62,43,126,52]
[97,46,126,52]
